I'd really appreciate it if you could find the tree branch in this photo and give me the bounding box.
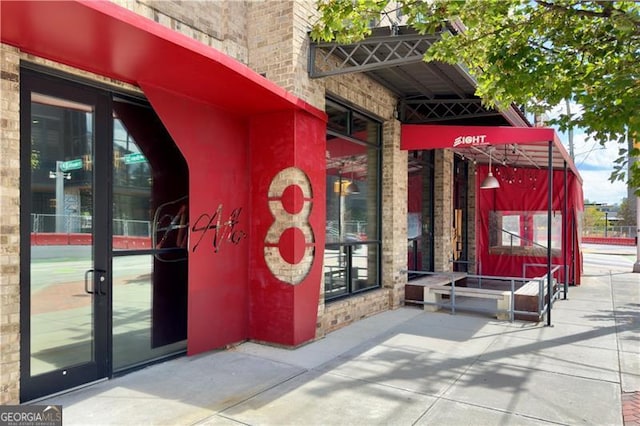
[535,0,640,35]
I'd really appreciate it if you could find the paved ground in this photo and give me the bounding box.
[38,246,639,425]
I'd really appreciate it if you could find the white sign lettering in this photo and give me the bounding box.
[453,134,488,147]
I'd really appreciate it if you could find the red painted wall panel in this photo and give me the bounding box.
[249,110,326,346]
[141,83,250,355]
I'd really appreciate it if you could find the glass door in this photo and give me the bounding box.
[20,70,111,401]
[20,69,189,402]
[453,155,468,272]
[111,98,188,372]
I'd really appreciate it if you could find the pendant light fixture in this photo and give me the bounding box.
[344,156,360,194]
[480,148,500,189]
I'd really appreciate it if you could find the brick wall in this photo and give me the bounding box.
[381,119,407,308]
[247,1,294,90]
[433,150,454,272]
[467,162,477,273]
[321,288,391,334]
[112,0,249,63]
[246,0,325,109]
[0,43,21,405]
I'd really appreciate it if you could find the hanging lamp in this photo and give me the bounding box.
[480,149,500,189]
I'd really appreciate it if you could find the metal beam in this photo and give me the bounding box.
[400,99,498,123]
[309,33,439,78]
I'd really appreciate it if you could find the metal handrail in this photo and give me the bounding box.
[404,269,561,325]
[501,228,548,250]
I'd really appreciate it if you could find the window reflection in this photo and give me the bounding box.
[324,99,381,301]
[29,93,95,376]
[111,99,188,368]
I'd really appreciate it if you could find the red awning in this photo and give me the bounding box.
[1,0,324,121]
[402,124,581,181]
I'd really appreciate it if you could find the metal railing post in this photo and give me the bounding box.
[450,272,456,315]
[510,279,515,322]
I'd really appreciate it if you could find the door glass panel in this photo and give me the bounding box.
[112,99,188,371]
[407,150,434,275]
[112,118,153,250]
[112,255,186,370]
[29,93,94,376]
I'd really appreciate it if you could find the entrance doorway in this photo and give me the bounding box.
[20,68,189,401]
[452,155,468,272]
[407,150,435,275]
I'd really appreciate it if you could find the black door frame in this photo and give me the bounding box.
[453,154,469,272]
[19,68,113,402]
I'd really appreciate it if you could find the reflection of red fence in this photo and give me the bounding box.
[31,233,152,249]
[582,236,636,246]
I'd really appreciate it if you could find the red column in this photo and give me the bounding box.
[249,110,326,346]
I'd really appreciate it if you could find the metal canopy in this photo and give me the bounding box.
[309,26,528,127]
[401,124,582,180]
[2,1,325,121]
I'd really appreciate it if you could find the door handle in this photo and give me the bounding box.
[84,269,94,294]
[84,269,107,295]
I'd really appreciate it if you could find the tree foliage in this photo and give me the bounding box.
[311,1,640,189]
[617,197,635,225]
[583,204,605,229]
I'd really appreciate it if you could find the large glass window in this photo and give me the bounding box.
[324,99,381,301]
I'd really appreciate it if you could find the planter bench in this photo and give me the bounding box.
[405,273,557,322]
[424,285,511,321]
[405,273,467,305]
[406,273,509,321]
[514,277,557,322]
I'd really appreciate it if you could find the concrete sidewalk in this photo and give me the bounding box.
[40,252,639,425]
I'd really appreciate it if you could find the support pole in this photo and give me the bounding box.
[628,129,640,273]
[634,195,640,272]
[546,141,553,327]
[55,161,65,233]
[563,161,568,299]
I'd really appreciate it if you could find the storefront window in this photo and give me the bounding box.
[324,99,381,300]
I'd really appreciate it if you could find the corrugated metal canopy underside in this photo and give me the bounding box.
[454,142,574,170]
[309,26,529,127]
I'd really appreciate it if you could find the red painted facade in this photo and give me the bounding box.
[2,1,327,354]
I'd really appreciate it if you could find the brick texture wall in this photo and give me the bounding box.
[433,150,454,272]
[381,119,407,308]
[112,0,249,63]
[467,162,477,273]
[246,0,324,109]
[0,43,21,405]
[321,288,391,334]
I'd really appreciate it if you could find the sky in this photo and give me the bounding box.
[546,105,628,206]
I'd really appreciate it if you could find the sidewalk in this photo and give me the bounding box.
[40,249,639,425]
